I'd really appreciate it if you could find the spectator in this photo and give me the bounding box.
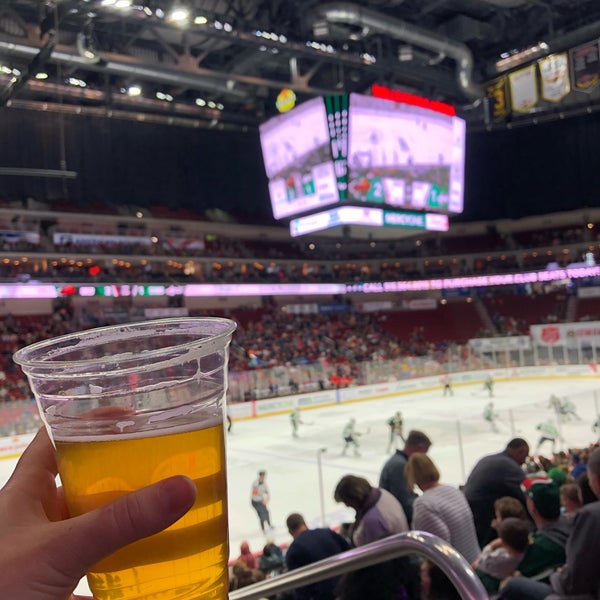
[284,512,350,600]
[509,477,571,579]
[463,438,530,546]
[333,474,418,600]
[575,471,597,504]
[472,517,530,594]
[559,482,583,518]
[237,540,257,570]
[406,452,480,563]
[379,429,432,523]
[258,539,285,578]
[230,559,266,591]
[491,496,528,530]
[499,448,600,599]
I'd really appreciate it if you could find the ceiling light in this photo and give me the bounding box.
[114,0,132,8]
[207,100,216,108]
[67,77,86,87]
[35,72,48,80]
[195,97,206,106]
[127,84,142,96]
[194,15,208,24]
[168,7,190,23]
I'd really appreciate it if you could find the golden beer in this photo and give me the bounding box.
[55,418,228,600]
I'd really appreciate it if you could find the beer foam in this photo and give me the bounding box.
[53,414,223,443]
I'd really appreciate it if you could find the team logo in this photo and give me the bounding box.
[541,326,561,344]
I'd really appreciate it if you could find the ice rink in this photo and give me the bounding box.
[1,376,599,596]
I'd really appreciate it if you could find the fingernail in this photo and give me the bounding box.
[158,476,197,515]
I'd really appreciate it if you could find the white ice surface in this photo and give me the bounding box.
[1,377,598,597]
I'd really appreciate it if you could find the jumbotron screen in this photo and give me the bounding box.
[259,92,466,220]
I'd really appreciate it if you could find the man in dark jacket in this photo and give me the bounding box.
[285,513,351,600]
[463,438,530,545]
[378,429,432,523]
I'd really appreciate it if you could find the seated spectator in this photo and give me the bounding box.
[559,482,583,518]
[472,517,530,594]
[547,466,567,487]
[406,452,480,563]
[284,512,350,600]
[570,452,587,479]
[508,477,571,580]
[333,474,418,600]
[499,447,600,599]
[576,471,597,504]
[258,539,285,578]
[237,540,258,570]
[230,558,265,591]
[491,496,528,530]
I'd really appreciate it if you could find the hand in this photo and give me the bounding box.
[0,428,197,600]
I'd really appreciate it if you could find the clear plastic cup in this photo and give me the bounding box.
[14,317,237,600]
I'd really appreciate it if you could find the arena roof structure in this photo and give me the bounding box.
[1,0,600,131]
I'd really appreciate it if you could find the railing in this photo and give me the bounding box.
[229,531,488,600]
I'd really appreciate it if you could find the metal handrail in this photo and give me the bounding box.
[229,530,488,600]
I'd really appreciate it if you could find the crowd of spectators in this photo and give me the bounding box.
[0,201,599,289]
[223,432,600,599]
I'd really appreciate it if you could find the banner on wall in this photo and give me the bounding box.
[485,76,511,122]
[530,321,600,347]
[539,53,570,102]
[570,41,600,92]
[509,65,538,113]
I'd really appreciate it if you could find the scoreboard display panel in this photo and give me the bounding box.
[259,92,466,222]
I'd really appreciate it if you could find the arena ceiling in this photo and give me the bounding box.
[0,0,599,131]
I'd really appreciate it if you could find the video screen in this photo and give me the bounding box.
[259,97,339,220]
[346,94,466,214]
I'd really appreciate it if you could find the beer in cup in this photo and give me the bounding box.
[14,317,237,600]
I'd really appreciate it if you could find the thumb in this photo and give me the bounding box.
[61,475,197,577]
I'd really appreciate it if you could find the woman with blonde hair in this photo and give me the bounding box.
[406,453,480,563]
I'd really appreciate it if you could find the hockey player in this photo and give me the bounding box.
[441,373,454,397]
[535,420,559,455]
[484,374,494,397]
[592,416,600,441]
[483,402,499,432]
[290,408,303,438]
[387,411,405,452]
[342,418,361,456]
[549,395,581,421]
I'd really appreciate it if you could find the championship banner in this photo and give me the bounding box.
[484,76,511,122]
[570,41,600,93]
[539,53,570,102]
[530,321,600,348]
[509,65,538,113]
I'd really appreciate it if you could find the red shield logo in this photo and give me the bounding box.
[541,326,560,345]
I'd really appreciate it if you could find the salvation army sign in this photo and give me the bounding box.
[530,321,600,348]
